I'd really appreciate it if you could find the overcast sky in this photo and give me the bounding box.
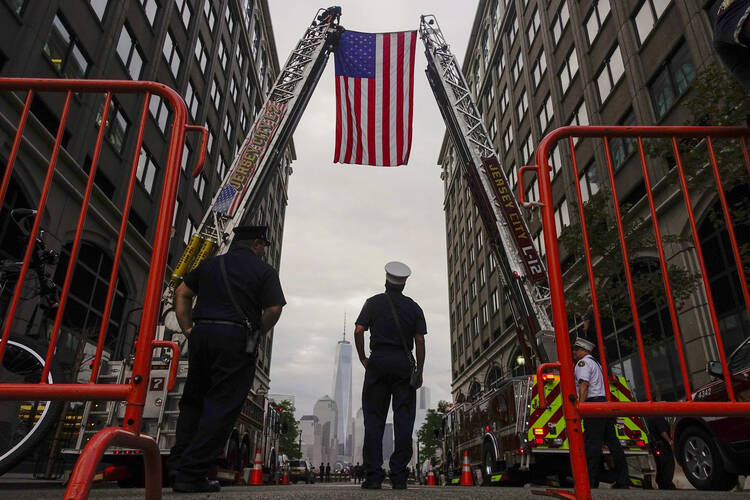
[267,1,478,420]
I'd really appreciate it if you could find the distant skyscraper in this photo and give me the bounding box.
[352,407,364,464]
[331,329,352,458]
[313,395,338,464]
[299,415,318,462]
[382,423,394,468]
[417,387,431,410]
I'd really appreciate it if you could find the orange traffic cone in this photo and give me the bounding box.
[460,450,473,486]
[250,448,263,485]
[426,460,436,486]
[281,461,290,485]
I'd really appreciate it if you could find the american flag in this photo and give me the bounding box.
[334,30,417,166]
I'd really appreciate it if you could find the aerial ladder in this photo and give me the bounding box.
[419,15,554,368]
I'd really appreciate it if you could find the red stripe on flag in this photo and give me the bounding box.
[367,78,376,165]
[404,31,417,164]
[395,32,404,166]
[334,76,342,162]
[344,77,353,163]
[382,33,391,166]
[354,78,363,164]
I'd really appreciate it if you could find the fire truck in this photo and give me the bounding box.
[417,15,654,487]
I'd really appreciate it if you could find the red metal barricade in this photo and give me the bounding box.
[522,125,750,499]
[0,78,207,499]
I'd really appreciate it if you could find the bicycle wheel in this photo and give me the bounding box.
[0,335,64,475]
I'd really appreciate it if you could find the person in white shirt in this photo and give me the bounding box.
[573,336,628,489]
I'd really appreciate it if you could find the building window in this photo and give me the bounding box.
[579,161,600,203]
[116,25,144,80]
[211,78,223,112]
[225,4,234,33]
[223,114,233,140]
[554,199,570,237]
[596,45,625,103]
[507,14,519,47]
[472,315,480,337]
[649,43,695,120]
[496,46,505,80]
[252,15,263,59]
[551,1,570,46]
[481,26,489,65]
[204,1,216,31]
[52,242,129,355]
[181,143,191,171]
[218,39,228,71]
[479,264,486,287]
[610,109,637,170]
[548,143,562,180]
[634,0,671,45]
[207,130,215,156]
[570,100,588,127]
[176,0,192,29]
[489,253,496,271]
[511,52,524,83]
[585,0,611,46]
[500,86,509,115]
[502,123,512,153]
[539,93,554,133]
[477,230,483,250]
[184,217,195,245]
[516,89,528,123]
[195,36,208,73]
[96,100,128,154]
[89,0,107,21]
[240,107,248,133]
[236,43,245,71]
[559,47,579,95]
[140,0,158,25]
[490,288,500,313]
[533,229,545,258]
[185,80,199,119]
[149,96,168,133]
[525,178,539,203]
[463,291,469,312]
[532,50,546,88]
[43,14,90,78]
[471,279,477,299]
[521,133,534,163]
[527,7,540,45]
[137,147,158,194]
[229,77,238,104]
[162,31,181,79]
[507,164,517,192]
[193,173,206,200]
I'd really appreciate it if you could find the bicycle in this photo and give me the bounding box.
[0,208,64,475]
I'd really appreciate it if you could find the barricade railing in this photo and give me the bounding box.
[0,78,207,500]
[521,125,750,499]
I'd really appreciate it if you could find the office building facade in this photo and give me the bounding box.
[331,333,352,459]
[439,0,745,402]
[0,0,293,394]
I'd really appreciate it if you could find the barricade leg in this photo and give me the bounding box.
[63,427,161,500]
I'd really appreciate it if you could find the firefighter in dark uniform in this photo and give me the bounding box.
[573,336,629,489]
[168,225,286,493]
[354,261,427,490]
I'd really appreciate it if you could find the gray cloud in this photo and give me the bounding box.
[267,1,478,420]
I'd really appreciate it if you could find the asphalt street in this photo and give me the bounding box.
[2,482,750,499]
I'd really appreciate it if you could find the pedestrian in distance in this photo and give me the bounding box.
[573,336,629,489]
[325,462,331,482]
[354,261,427,490]
[354,462,361,483]
[168,225,286,493]
[714,0,750,93]
[646,411,676,490]
[319,462,325,483]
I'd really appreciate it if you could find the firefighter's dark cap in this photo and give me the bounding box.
[233,225,271,245]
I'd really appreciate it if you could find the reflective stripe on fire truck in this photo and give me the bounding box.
[527,376,649,451]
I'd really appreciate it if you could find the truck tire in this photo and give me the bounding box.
[481,444,496,486]
[676,426,737,490]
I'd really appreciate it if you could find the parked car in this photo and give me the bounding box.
[673,336,750,490]
[288,459,315,484]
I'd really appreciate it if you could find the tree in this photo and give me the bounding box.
[277,399,301,461]
[417,400,451,462]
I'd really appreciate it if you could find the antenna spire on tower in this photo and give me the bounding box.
[342,312,347,342]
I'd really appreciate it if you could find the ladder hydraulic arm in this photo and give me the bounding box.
[160,6,342,336]
[419,15,554,369]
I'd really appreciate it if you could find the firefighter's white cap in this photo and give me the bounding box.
[385,261,411,285]
[573,337,595,352]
